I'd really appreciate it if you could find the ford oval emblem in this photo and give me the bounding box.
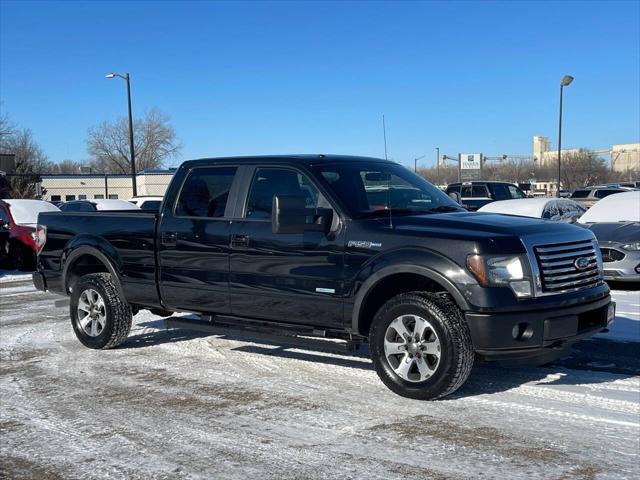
[574,257,590,270]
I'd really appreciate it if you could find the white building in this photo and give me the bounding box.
[40,169,176,202]
[611,143,640,172]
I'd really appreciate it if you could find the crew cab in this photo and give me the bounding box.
[33,155,615,399]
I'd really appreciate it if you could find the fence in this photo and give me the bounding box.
[0,170,175,201]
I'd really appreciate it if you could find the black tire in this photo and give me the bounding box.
[70,273,132,349]
[370,292,474,400]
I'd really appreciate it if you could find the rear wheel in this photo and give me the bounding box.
[70,273,132,349]
[370,292,474,400]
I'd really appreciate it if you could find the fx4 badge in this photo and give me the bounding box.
[348,240,383,249]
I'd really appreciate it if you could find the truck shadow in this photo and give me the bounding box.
[124,320,639,398]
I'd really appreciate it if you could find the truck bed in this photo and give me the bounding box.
[37,210,160,307]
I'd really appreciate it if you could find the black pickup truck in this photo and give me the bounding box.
[33,155,615,399]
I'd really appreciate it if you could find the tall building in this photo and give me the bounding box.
[611,143,640,172]
[533,136,552,166]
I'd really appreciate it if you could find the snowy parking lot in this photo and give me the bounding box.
[1,273,639,479]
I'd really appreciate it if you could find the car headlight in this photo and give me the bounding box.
[621,242,640,251]
[467,254,532,298]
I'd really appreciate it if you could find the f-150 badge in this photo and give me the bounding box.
[347,240,382,249]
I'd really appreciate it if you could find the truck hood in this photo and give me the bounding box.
[390,211,583,238]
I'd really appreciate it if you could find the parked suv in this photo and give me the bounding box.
[445,181,526,211]
[34,155,614,400]
[569,187,631,209]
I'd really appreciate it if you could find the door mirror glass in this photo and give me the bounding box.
[272,195,333,234]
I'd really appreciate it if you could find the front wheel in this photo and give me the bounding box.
[370,292,474,400]
[70,273,132,349]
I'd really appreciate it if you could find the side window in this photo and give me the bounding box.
[491,184,510,201]
[461,185,472,198]
[508,185,525,199]
[472,185,489,198]
[80,203,95,212]
[176,166,237,218]
[595,189,622,199]
[61,202,80,212]
[245,168,322,219]
[446,184,460,195]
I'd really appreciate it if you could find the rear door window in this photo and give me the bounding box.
[472,185,489,198]
[175,166,237,218]
[507,185,525,199]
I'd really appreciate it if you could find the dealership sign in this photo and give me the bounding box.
[459,153,482,181]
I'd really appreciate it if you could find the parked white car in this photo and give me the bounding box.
[128,196,164,211]
[477,197,586,222]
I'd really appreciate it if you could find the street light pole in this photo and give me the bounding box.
[414,155,425,173]
[106,72,137,196]
[557,74,574,198]
[436,147,440,186]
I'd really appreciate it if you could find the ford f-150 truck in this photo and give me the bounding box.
[33,155,615,399]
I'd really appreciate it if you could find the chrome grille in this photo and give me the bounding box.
[534,239,602,293]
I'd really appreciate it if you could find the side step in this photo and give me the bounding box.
[164,316,365,354]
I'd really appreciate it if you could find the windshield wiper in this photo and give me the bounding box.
[360,208,415,218]
[424,205,462,213]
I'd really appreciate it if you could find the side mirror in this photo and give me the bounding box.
[272,195,333,235]
[448,191,461,204]
[0,219,7,229]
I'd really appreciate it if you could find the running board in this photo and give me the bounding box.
[164,316,364,353]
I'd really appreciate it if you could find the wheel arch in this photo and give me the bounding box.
[62,244,125,299]
[351,264,471,336]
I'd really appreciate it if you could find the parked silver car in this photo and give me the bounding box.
[570,187,634,209]
[578,191,640,283]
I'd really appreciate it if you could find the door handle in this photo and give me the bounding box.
[230,234,250,248]
[161,232,177,246]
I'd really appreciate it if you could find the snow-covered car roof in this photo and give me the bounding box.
[578,191,640,223]
[1,199,61,225]
[477,198,582,218]
[91,199,140,211]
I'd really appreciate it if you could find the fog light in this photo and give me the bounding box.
[511,322,534,341]
[510,280,532,298]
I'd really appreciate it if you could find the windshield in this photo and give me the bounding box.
[312,162,461,218]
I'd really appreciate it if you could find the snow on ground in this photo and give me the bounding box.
[0,270,32,284]
[1,278,639,479]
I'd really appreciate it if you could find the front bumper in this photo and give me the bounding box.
[466,296,614,366]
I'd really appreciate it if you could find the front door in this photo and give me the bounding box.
[228,166,345,328]
[158,165,239,313]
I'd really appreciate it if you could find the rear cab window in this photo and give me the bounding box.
[570,190,590,198]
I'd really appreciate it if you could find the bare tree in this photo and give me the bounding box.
[0,124,49,198]
[87,108,182,174]
[45,159,84,174]
[535,149,609,190]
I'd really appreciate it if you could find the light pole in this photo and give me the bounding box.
[105,72,137,196]
[436,147,440,186]
[557,74,574,197]
[414,155,425,173]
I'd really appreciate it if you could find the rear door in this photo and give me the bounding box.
[157,165,240,313]
[228,165,345,328]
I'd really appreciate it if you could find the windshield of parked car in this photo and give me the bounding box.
[312,162,461,218]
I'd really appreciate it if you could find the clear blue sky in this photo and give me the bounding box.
[1,0,639,168]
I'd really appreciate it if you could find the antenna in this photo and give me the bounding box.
[382,115,388,160]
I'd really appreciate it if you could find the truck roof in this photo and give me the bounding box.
[181,154,394,168]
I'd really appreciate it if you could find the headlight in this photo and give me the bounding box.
[467,254,532,298]
[621,242,640,251]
